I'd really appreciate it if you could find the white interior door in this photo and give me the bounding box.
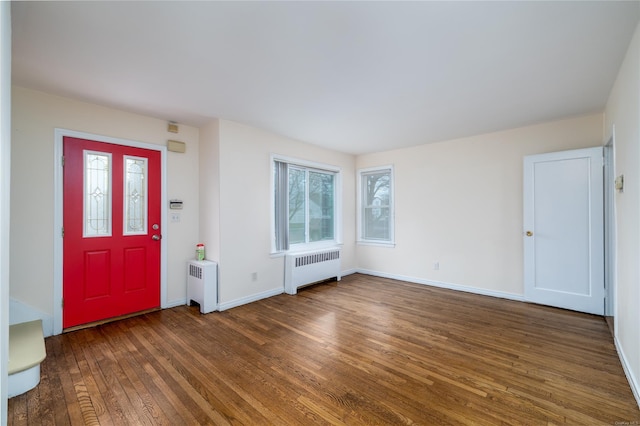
[523,147,604,315]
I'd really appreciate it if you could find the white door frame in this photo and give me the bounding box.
[53,128,168,335]
[604,133,617,321]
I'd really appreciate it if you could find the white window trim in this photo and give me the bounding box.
[270,154,343,255]
[357,165,395,247]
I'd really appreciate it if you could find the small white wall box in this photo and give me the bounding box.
[186,260,218,314]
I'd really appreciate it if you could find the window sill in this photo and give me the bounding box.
[357,240,396,248]
[271,241,343,257]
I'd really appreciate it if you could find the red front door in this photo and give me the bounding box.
[63,136,161,328]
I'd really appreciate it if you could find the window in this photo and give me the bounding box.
[84,151,112,237]
[123,156,148,235]
[358,166,394,245]
[273,157,340,252]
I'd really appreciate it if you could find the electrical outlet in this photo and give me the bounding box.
[433,262,440,270]
[251,272,258,281]
[171,213,181,223]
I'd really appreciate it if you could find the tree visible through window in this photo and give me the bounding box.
[274,158,338,251]
[360,167,393,243]
[288,167,335,244]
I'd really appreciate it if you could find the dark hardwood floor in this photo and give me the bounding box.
[8,274,640,425]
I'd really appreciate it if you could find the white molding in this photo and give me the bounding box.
[356,269,525,302]
[614,334,640,408]
[603,134,618,318]
[165,298,188,309]
[356,240,396,248]
[53,128,168,335]
[271,153,342,173]
[219,270,357,311]
[341,268,358,277]
[218,287,283,311]
[215,269,524,310]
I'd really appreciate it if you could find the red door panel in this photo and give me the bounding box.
[63,136,161,328]
[124,247,147,292]
[85,250,111,298]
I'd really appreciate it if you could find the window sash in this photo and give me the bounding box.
[308,170,334,243]
[359,167,393,244]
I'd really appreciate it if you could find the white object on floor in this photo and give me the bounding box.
[8,319,46,398]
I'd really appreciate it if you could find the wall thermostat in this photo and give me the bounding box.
[170,199,183,209]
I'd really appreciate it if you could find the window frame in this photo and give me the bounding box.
[271,154,342,255]
[357,165,395,247]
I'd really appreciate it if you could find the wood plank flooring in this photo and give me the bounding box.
[8,274,640,425]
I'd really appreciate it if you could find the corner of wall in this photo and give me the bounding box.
[198,119,222,262]
[9,298,53,338]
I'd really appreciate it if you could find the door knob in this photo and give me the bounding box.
[152,234,162,240]
[525,231,533,237]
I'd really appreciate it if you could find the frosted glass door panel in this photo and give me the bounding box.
[84,151,112,237]
[124,156,148,235]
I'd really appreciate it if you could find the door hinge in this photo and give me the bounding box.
[61,156,65,167]
[61,298,64,309]
[61,227,64,238]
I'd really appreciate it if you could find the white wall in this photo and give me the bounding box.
[604,20,640,403]
[356,114,603,298]
[10,87,200,328]
[1,2,11,422]
[215,120,356,308]
[199,119,221,263]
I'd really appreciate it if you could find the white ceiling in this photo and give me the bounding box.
[11,1,640,155]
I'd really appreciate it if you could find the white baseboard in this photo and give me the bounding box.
[340,268,358,278]
[614,334,640,408]
[218,287,284,311]
[165,298,188,309]
[356,269,525,302]
[9,298,53,337]
[219,271,356,311]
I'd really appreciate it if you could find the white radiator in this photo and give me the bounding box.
[186,260,218,314]
[284,248,341,295]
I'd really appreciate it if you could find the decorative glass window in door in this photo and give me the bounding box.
[124,156,148,235]
[84,151,112,237]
